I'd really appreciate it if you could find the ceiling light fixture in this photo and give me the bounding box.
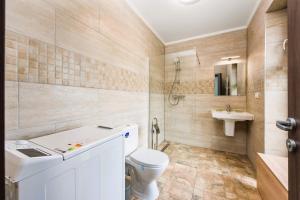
[179,0,201,5]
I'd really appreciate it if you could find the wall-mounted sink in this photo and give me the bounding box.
[211,109,254,136]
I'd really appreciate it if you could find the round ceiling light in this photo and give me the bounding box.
[179,0,201,5]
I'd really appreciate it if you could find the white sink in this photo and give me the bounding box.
[211,109,254,136]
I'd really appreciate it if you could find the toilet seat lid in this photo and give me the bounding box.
[130,148,169,168]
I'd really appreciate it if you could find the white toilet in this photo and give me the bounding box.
[121,124,169,200]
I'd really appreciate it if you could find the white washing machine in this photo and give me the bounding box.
[5,126,125,200]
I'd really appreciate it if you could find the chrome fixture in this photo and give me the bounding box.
[225,104,231,112]
[286,139,297,152]
[152,117,160,150]
[167,48,200,106]
[168,57,185,106]
[276,118,297,152]
[276,118,297,131]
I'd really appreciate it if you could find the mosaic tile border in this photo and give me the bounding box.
[5,30,150,92]
[165,80,214,95]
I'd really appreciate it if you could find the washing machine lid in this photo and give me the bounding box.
[30,126,122,160]
[130,148,169,168]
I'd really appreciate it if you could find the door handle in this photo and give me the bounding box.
[276,118,297,131]
[286,139,297,152]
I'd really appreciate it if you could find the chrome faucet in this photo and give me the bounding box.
[225,104,231,112]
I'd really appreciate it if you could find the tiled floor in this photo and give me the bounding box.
[157,143,261,200]
[134,143,262,200]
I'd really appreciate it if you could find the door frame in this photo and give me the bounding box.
[1,0,5,199]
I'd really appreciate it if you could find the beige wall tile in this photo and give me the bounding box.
[98,0,164,59]
[246,0,271,167]
[5,31,18,81]
[265,123,288,156]
[13,82,150,147]
[5,124,55,140]
[5,81,18,131]
[265,9,288,44]
[44,0,100,32]
[265,91,288,124]
[18,82,101,128]
[264,9,288,157]
[6,0,55,44]
[55,11,148,76]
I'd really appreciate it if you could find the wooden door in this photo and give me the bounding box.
[288,0,300,199]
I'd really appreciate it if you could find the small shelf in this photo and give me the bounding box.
[267,0,287,13]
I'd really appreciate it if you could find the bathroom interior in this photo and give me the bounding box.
[2,0,294,199]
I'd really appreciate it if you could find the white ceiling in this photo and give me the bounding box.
[127,0,261,44]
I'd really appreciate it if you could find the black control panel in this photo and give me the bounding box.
[17,148,50,157]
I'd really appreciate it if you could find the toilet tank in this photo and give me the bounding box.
[118,124,138,156]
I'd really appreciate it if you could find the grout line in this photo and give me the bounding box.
[17,38,20,129]
[46,41,48,85]
[26,37,29,83]
[98,4,101,33]
[163,49,166,142]
[54,8,57,85]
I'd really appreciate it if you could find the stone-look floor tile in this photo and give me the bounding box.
[172,163,197,187]
[247,191,262,200]
[202,192,227,200]
[192,187,203,200]
[153,143,261,200]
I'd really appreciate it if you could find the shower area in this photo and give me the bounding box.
[149,31,249,154]
[149,48,203,150]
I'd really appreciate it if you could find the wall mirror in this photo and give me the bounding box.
[214,63,246,96]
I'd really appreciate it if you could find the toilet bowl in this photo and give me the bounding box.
[120,124,169,200]
[126,148,169,200]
